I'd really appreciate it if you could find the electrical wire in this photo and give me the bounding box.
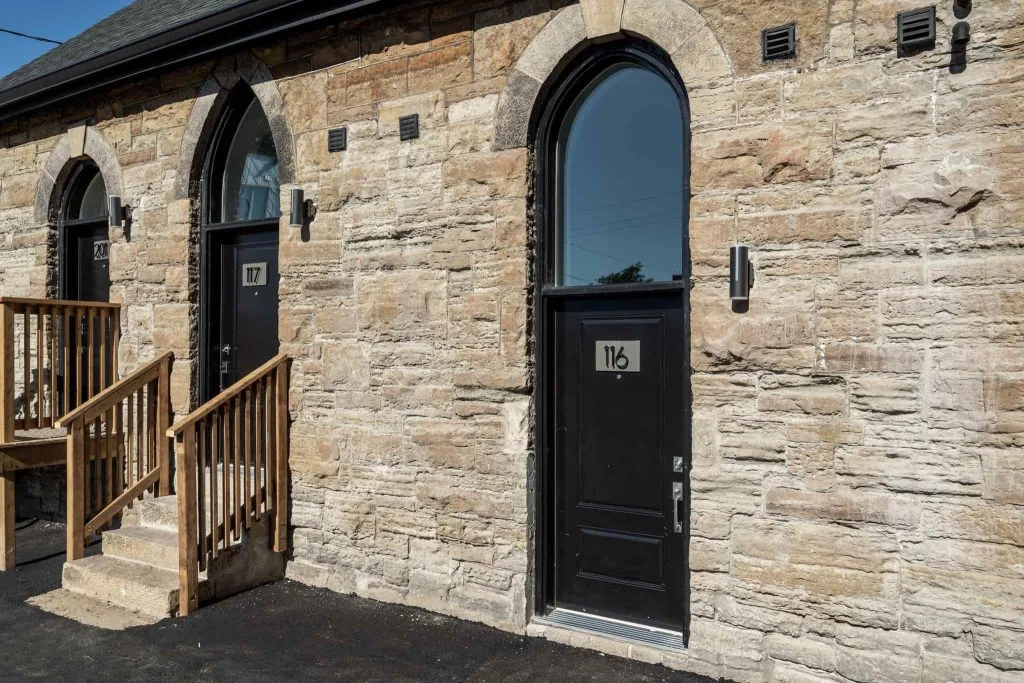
[0,28,63,46]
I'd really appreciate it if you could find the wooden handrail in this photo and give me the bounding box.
[168,353,288,437]
[0,297,121,310]
[56,352,173,428]
[65,351,172,561]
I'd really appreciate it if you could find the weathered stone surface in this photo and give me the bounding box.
[1,1,1023,680]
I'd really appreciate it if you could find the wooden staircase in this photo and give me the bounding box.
[46,353,290,622]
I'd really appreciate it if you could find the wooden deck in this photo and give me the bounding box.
[1,429,67,570]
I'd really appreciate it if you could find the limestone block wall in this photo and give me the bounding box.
[0,0,1021,681]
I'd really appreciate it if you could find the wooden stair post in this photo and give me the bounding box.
[0,303,15,571]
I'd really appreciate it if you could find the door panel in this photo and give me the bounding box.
[65,223,111,302]
[554,291,687,629]
[206,227,279,398]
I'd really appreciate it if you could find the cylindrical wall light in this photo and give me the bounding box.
[289,188,305,228]
[952,21,970,45]
[730,244,754,301]
[109,195,123,229]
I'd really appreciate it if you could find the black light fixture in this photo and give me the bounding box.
[730,245,754,302]
[952,21,971,45]
[289,188,317,228]
[108,195,129,230]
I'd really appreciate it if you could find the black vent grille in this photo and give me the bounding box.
[762,24,796,61]
[328,127,347,152]
[897,7,936,54]
[399,114,420,141]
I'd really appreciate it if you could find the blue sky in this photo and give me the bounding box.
[0,1,132,78]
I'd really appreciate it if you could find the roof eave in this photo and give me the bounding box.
[0,0,398,123]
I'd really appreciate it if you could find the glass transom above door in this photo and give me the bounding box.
[557,65,685,286]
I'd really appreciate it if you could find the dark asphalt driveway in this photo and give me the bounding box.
[0,520,722,682]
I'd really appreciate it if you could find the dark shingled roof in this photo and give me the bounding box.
[0,0,254,94]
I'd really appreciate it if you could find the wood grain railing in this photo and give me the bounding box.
[0,297,120,436]
[57,352,173,561]
[169,353,289,615]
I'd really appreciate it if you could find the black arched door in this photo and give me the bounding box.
[539,50,691,633]
[60,163,111,303]
[200,87,281,400]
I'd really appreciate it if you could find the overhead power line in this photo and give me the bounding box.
[0,28,63,46]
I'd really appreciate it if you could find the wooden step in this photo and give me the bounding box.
[62,555,179,619]
[102,526,179,572]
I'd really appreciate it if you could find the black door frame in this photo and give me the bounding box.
[532,40,693,640]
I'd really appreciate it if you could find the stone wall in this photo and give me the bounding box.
[0,0,1022,681]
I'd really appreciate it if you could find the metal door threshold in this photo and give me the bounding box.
[534,608,686,653]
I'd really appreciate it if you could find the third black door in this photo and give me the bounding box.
[553,290,687,630]
[206,226,279,399]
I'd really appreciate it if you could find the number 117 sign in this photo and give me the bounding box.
[596,340,640,373]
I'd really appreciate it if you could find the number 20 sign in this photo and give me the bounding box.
[595,340,640,373]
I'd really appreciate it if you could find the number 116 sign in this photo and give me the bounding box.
[595,340,640,373]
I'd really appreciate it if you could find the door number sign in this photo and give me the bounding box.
[93,240,109,261]
[596,340,640,373]
[242,262,268,287]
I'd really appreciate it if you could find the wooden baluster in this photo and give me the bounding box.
[266,373,275,512]
[222,404,230,544]
[87,308,96,401]
[274,362,288,553]
[104,406,113,509]
[0,304,15,571]
[126,390,135,493]
[74,308,82,410]
[147,381,157,491]
[67,419,86,561]
[136,390,144,490]
[198,419,207,571]
[243,388,252,527]
[23,310,32,429]
[62,308,71,416]
[157,356,170,496]
[233,395,241,540]
[176,428,199,616]
[35,308,43,427]
[210,411,219,559]
[49,309,57,425]
[254,378,263,519]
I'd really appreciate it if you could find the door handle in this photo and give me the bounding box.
[672,482,683,533]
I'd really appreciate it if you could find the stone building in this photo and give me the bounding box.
[0,0,1021,680]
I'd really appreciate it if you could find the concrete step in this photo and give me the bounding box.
[102,526,179,572]
[62,555,179,619]
[121,494,178,531]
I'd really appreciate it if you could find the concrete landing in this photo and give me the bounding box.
[26,589,159,630]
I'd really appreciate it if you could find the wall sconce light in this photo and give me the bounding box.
[108,195,130,230]
[952,21,971,46]
[289,188,317,228]
[730,244,754,302]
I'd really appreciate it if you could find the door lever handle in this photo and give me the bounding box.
[672,482,683,533]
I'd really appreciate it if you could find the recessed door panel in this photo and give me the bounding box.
[554,291,687,630]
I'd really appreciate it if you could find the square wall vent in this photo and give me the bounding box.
[897,6,936,55]
[399,114,420,141]
[327,127,347,152]
[762,24,796,61]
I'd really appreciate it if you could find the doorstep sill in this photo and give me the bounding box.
[532,608,687,654]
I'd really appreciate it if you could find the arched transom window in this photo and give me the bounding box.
[205,89,281,225]
[557,63,686,286]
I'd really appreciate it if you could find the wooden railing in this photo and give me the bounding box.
[0,297,121,436]
[57,352,173,561]
[169,353,289,615]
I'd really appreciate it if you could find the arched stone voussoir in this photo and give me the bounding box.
[492,0,734,151]
[172,51,295,200]
[35,126,123,224]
